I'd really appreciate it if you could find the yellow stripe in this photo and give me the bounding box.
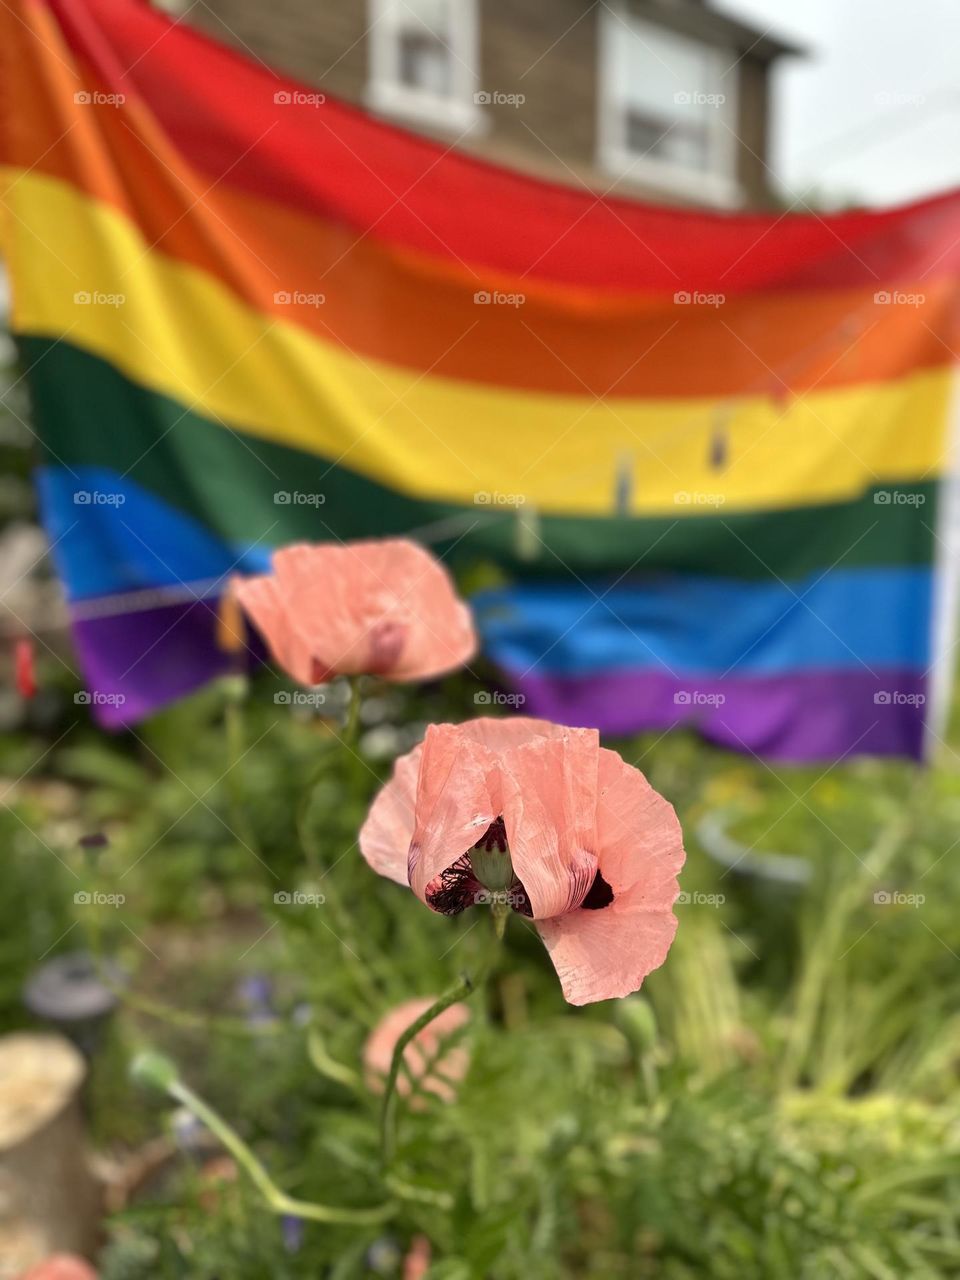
[6,169,951,516]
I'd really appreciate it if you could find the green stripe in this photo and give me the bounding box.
[22,336,937,580]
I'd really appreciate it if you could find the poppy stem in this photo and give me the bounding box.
[223,678,261,859]
[134,1054,395,1225]
[380,919,505,1170]
[341,676,369,817]
[343,675,362,750]
[379,974,476,1169]
[492,901,510,940]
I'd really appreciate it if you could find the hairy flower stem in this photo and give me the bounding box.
[223,681,261,860]
[342,676,367,814]
[380,916,504,1169]
[492,900,510,940]
[379,975,476,1170]
[165,1073,395,1225]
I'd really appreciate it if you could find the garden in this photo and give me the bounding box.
[4,528,960,1278]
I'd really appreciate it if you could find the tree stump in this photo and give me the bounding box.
[0,1034,100,1277]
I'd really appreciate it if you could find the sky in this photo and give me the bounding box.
[716,0,960,207]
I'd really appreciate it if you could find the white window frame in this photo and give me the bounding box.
[367,0,482,134]
[597,4,741,207]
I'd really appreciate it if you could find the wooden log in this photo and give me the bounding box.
[0,1034,100,1278]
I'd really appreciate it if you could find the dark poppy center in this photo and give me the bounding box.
[423,816,614,919]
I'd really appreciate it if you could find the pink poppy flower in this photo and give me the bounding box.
[363,997,471,1104]
[360,719,685,1006]
[231,539,476,684]
[403,1235,432,1280]
[18,1258,98,1280]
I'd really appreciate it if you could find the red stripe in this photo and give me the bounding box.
[33,0,960,294]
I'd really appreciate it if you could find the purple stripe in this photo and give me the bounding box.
[503,668,929,762]
[69,599,929,762]
[70,599,248,727]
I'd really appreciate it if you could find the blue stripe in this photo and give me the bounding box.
[37,466,271,599]
[39,466,933,679]
[475,570,932,677]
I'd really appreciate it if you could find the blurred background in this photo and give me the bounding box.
[3,1,960,1278]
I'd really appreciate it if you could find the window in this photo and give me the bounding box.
[368,0,481,133]
[598,7,739,205]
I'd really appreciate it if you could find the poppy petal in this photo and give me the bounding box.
[231,573,312,683]
[408,724,501,906]
[536,750,684,1004]
[359,742,422,886]
[499,728,600,919]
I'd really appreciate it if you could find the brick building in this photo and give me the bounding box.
[187,0,803,207]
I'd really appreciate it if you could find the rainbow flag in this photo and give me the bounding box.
[2,0,959,759]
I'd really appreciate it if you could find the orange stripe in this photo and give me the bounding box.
[6,5,960,399]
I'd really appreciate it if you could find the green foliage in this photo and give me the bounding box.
[6,668,960,1277]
